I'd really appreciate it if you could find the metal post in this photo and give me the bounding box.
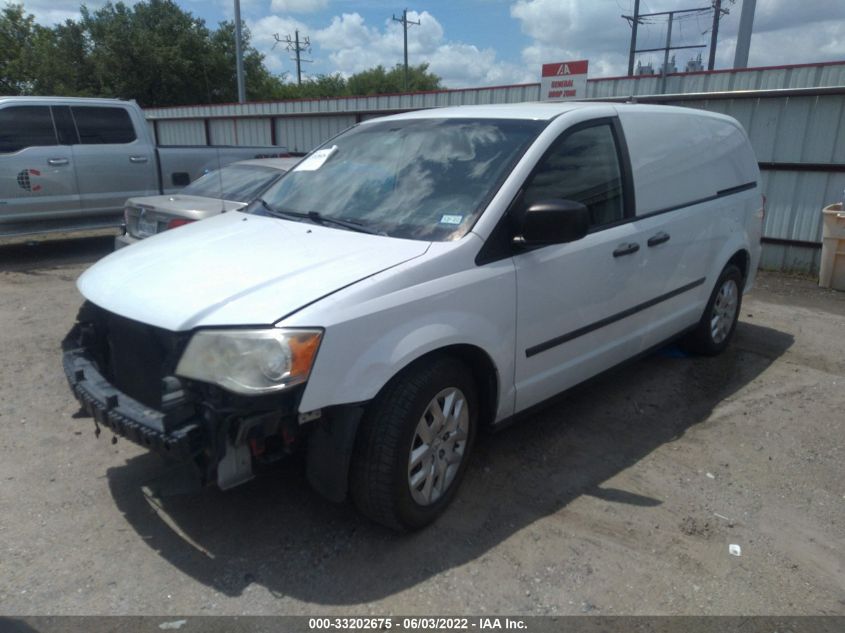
[662,12,674,94]
[295,30,302,85]
[708,0,721,70]
[627,0,640,76]
[402,9,409,90]
[392,8,419,91]
[733,0,756,68]
[234,0,246,103]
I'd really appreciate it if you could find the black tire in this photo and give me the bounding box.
[683,264,744,356]
[350,356,478,531]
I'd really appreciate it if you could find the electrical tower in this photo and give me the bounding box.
[392,8,420,91]
[624,2,734,78]
[622,6,709,91]
[274,30,312,85]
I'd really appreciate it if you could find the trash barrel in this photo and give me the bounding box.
[819,203,845,290]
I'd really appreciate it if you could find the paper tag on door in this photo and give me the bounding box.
[294,145,338,172]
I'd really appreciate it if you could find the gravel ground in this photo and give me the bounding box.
[0,234,843,616]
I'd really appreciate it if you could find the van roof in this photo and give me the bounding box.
[0,96,132,106]
[372,101,727,123]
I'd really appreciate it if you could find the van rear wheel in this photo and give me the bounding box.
[350,356,478,531]
[683,264,743,356]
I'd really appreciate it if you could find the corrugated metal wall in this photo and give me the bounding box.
[144,61,845,122]
[156,119,205,145]
[207,118,273,145]
[275,115,356,153]
[587,62,845,98]
[144,61,845,273]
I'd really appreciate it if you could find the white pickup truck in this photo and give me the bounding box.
[0,96,292,237]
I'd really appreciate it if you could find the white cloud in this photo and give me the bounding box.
[511,0,634,77]
[309,11,531,88]
[269,0,328,14]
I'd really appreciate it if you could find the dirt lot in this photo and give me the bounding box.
[0,234,843,616]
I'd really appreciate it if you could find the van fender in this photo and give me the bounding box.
[705,233,752,305]
[297,291,515,418]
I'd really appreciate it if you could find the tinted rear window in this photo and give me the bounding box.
[182,165,283,202]
[0,106,57,154]
[71,106,136,144]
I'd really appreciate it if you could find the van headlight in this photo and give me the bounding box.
[176,328,323,394]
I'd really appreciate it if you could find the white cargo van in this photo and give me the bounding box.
[62,102,763,531]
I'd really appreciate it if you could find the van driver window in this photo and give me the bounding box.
[522,123,624,227]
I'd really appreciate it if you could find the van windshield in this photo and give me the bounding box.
[250,118,546,241]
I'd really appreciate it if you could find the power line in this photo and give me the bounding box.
[392,8,420,91]
[273,30,312,86]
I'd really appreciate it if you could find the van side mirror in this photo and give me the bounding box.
[518,199,590,245]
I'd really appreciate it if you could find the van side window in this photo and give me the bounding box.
[71,106,136,144]
[523,123,624,228]
[0,106,58,154]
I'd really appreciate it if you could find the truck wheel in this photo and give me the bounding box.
[350,356,478,531]
[683,264,743,356]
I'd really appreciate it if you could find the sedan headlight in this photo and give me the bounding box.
[176,328,323,394]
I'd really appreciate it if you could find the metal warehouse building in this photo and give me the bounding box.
[144,61,845,274]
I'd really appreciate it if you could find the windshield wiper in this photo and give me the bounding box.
[258,200,384,235]
[306,211,385,235]
[257,199,310,221]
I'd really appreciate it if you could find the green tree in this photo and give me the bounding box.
[0,4,37,94]
[80,0,221,106]
[347,63,441,95]
[29,19,97,96]
[1,1,443,106]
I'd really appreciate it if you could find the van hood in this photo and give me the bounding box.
[78,212,430,331]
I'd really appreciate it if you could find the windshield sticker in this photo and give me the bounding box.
[294,145,338,172]
[439,214,463,225]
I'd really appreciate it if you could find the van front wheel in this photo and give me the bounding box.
[684,264,743,355]
[350,357,478,531]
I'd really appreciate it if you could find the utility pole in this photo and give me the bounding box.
[707,0,732,70]
[233,0,246,103]
[661,12,675,92]
[733,0,756,68]
[274,30,312,85]
[392,8,420,91]
[626,0,641,77]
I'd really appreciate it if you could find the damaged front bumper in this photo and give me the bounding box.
[62,346,203,459]
[61,311,305,490]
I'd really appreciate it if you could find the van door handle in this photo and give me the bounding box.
[129,155,149,163]
[613,242,640,257]
[47,158,69,166]
[647,231,671,247]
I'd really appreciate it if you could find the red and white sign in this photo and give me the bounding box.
[540,60,589,101]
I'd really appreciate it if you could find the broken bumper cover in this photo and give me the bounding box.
[62,348,202,459]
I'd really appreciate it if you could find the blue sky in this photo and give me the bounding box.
[20,0,845,88]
